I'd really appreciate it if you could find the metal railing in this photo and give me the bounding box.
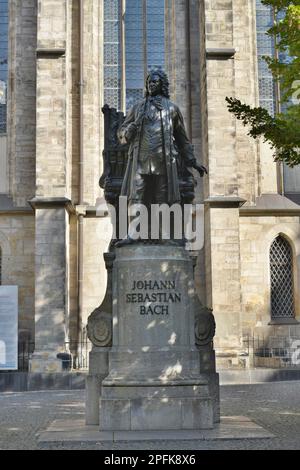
[18,341,35,371]
[216,334,300,369]
[13,334,300,372]
[250,335,300,368]
[66,339,92,370]
[16,338,92,372]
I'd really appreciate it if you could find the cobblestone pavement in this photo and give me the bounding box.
[0,381,300,450]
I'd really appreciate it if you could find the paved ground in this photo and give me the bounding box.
[0,381,300,450]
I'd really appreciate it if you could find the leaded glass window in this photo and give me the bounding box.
[256,0,276,116]
[104,0,122,110]
[270,236,295,320]
[0,0,8,134]
[256,2,300,194]
[125,0,144,110]
[125,0,165,110]
[146,0,165,71]
[103,0,165,111]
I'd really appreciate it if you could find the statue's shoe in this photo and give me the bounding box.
[114,236,136,248]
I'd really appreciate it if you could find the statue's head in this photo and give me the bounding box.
[145,69,170,99]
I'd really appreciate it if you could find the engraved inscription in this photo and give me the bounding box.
[125,280,181,315]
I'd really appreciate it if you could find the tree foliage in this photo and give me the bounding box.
[226,0,300,166]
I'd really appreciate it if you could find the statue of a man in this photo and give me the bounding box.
[117,69,207,245]
[118,69,206,203]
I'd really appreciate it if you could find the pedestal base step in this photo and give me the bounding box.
[100,380,214,430]
[100,396,214,431]
[38,416,274,444]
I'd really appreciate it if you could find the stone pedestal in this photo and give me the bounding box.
[95,245,219,431]
[85,348,110,425]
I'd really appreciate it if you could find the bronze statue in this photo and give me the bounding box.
[118,70,207,207]
[100,69,207,247]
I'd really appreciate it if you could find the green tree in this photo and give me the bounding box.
[226,0,300,166]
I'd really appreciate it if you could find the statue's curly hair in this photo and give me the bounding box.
[145,69,170,99]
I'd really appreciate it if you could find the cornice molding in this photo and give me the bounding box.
[28,197,75,214]
[204,196,246,208]
[240,207,300,217]
[240,194,300,217]
[0,207,33,215]
[206,48,236,60]
[36,48,66,58]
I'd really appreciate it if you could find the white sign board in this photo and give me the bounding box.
[0,286,18,370]
[0,80,6,105]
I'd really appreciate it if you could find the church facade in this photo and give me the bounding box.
[0,0,299,372]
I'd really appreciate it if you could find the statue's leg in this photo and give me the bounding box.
[154,175,168,205]
[115,174,148,247]
[129,174,149,241]
[152,175,169,243]
[153,175,184,245]
[132,172,147,205]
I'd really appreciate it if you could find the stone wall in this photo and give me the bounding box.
[240,215,300,332]
[82,217,108,329]
[8,0,37,206]
[232,0,260,204]
[165,0,191,133]
[31,0,105,367]
[34,207,68,353]
[79,0,106,340]
[203,0,264,201]
[81,0,103,206]
[208,206,242,351]
[0,215,35,341]
[68,212,78,345]
[36,0,67,198]
[205,0,238,198]
[203,0,245,356]
[66,0,80,203]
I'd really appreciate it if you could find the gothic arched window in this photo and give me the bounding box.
[270,236,295,320]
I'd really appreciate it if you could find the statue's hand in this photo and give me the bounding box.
[193,163,208,177]
[125,122,138,142]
